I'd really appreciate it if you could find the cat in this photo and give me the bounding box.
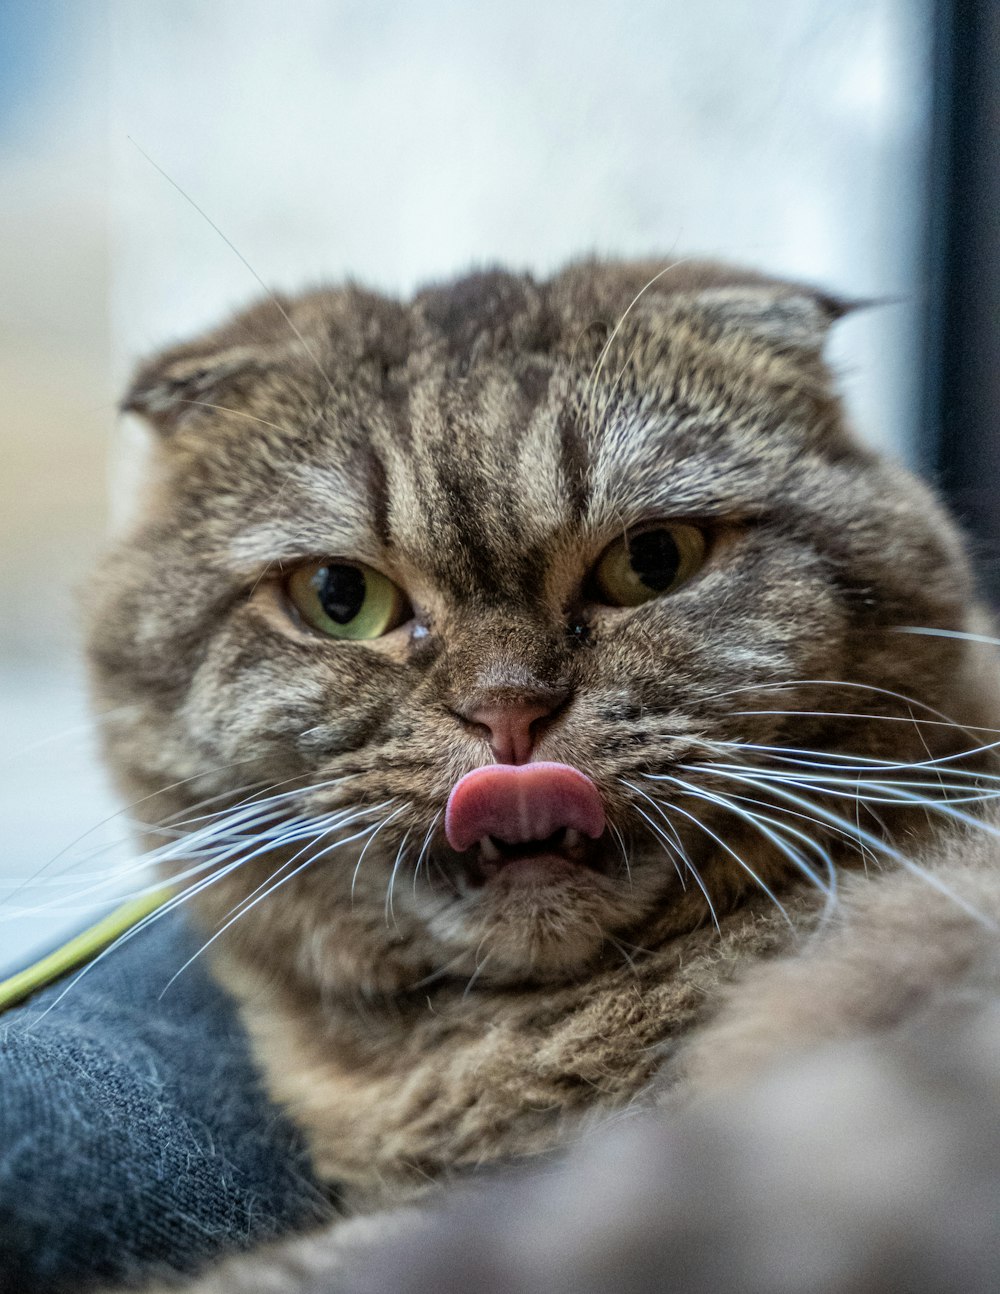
[86,259,1000,1290]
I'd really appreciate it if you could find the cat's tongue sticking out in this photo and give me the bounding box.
[445,763,606,882]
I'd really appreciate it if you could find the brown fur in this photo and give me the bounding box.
[138,812,1000,1293]
[86,259,1000,1281]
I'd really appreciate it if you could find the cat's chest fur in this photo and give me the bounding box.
[214,891,809,1209]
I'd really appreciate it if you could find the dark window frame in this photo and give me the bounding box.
[922,0,1000,606]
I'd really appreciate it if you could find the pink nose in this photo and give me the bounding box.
[460,700,558,765]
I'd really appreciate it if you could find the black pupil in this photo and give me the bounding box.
[628,530,680,591]
[312,564,366,624]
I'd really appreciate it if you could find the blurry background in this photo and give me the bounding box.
[1,0,994,965]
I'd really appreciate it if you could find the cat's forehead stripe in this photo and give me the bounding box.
[385,365,585,597]
[223,397,813,586]
[177,262,857,588]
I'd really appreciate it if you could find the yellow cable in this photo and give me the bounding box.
[0,888,173,1014]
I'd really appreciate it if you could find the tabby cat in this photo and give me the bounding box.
[88,260,1000,1291]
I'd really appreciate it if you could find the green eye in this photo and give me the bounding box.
[286,560,410,640]
[593,524,707,606]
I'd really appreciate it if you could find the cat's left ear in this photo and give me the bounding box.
[676,284,861,358]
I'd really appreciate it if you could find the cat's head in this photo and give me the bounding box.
[87,260,992,997]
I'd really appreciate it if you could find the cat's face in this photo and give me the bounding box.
[88,261,978,996]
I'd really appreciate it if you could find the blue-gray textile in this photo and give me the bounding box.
[0,916,330,1292]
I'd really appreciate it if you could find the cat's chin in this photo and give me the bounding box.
[421,855,661,986]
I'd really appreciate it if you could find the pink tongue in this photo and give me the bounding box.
[445,762,606,853]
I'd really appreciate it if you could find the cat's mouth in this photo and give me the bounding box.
[467,825,604,882]
[443,762,608,886]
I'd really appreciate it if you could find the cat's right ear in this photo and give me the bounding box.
[676,284,862,360]
[121,343,265,437]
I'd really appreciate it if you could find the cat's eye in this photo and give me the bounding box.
[592,524,707,606]
[285,560,410,640]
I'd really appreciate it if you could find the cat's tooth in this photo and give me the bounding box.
[564,828,582,852]
[480,836,501,862]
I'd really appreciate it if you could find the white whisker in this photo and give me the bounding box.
[686,763,997,929]
[606,817,634,886]
[637,786,790,925]
[411,813,443,894]
[384,832,413,927]
[619,781,720,929]
[160,815,395,995]
[227,804,390,919]
[709,739,1000,780]
[658,773,836,906]
[895,626,1000,648]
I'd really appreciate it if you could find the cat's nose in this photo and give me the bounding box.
[457,691,567,765]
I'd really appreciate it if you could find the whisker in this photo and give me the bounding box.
[12,789,388,1015]
[700,675,1000,745]
[691,763,1000,812]
[895,626,1000,648]
[2,758,270,906]
[0,774,367,921]
[605,933,640,975]
[22,848,256,1024]
[708,739,1000,780]
[656,773,836,906]
[462,938,493,1000]
[2,704,139,763]
[128,139,338,405]
[0,804,298,919]
[411,946,481,992]
[411,813,443,893]
[161,816,394,995]
[226,803,391,919]
[622,797,687,889]
[384,832,413,927]
[174,399,304,437]
[626,779,790,925]
[693,780,875,855]
[686,763,997,929]
[605,817,633,885]
[583,257,689,421]
[618,782,719,929]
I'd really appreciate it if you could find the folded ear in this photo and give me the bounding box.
[121,342,269,437]
[673,283,859,358]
